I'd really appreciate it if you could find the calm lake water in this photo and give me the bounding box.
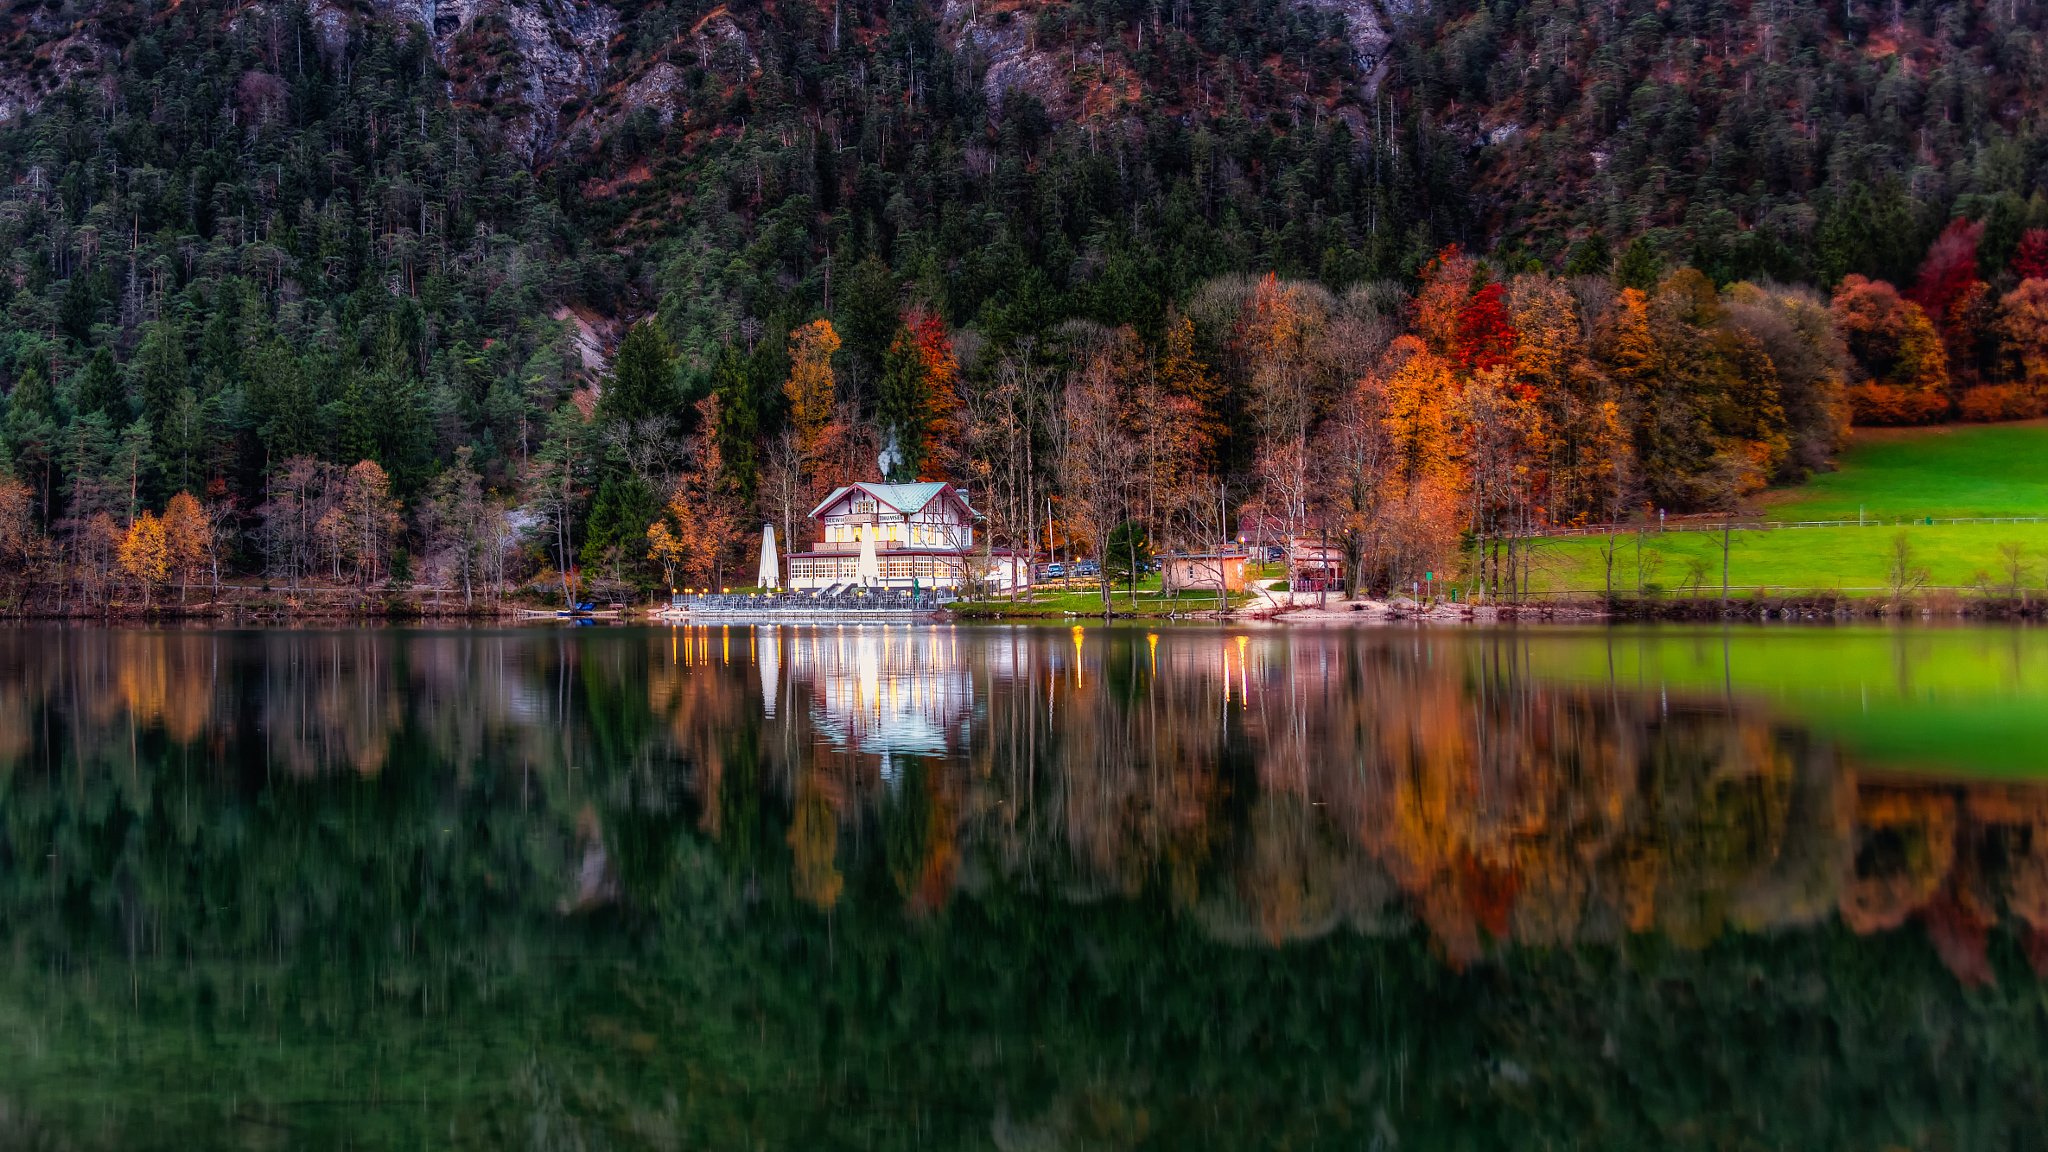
[2,622,2047,1149]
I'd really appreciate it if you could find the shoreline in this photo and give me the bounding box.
[6,591,2043,627]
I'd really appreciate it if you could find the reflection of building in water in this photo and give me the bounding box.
[781,625,973,782]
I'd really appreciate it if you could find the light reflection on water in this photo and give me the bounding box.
[0,622,2046,1149]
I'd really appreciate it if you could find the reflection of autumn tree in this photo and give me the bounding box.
[1840,789,1957,935]
[789,768,845,911]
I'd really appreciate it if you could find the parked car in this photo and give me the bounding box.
[1040,563,1066,579]
[1074,560,1101,577]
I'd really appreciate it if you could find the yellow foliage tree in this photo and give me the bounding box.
[118,511,171,609]
[784,319,842,473]
[160,491,211,601]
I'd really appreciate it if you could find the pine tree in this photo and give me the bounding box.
[602,318,681,427]
[1,364,58,519]
[877,325,930,482]
[131,321,189,436]
[71,349,127,422]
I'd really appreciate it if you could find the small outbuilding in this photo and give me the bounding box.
[1162,549,1250,594]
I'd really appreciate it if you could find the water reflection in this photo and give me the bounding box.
[2,624,2047,1147]
[6,625,2045,973]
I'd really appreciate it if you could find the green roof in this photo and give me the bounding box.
[811,482,975,519]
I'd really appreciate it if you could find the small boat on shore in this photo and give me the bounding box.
[518,602,624,621]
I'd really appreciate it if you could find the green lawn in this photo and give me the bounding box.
[1767,420,2048,520]
[1527,522,2048,596]
[1526,421,2048,597]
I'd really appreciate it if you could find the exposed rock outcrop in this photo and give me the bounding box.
[0,25,112,127]
[1294,0,1393,95]
[373,0,618,159]
[938,0,1390,123]
[940,0,1074,120]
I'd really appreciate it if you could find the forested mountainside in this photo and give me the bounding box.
[1409,0,2048,285]
[1,0,2047,606]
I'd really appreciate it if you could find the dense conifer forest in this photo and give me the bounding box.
[2,0,2046,607]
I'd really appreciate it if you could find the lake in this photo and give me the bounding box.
[1,622,2046,1149]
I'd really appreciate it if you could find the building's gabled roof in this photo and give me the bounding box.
[809,482,979,522]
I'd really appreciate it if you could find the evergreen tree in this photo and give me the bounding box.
[876,326,929,482]
[131,321,189,436]
[600,319,680,428]
[70,349,127,422]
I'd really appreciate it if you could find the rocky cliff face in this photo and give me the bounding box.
[378,0,618,158]
[937,0,1392,126]
[0,5,114,127]
[1295,0,1393,95]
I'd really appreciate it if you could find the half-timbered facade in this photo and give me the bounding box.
[785,482,1027,592]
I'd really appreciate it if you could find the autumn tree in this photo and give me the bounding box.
[1506,273,1630,524]
[160,491,212,602]
[1239,274,1333,446]
[118,511,171,610]
[1831,275,1951,425]
[1413,246,1477,358]
[1722,283,1851,480]
[328,461,402,588]
[1460,367,1544,599]
[1325,368,1397,595]
[0,475,42,596]
[76,511,124,607]
[1453,281,1517,375]
[1375,337,1466,589]
[1992,278,2048,420]
[1062,329,1144,615]
[1908,218,1986,361]
[649,395,743,590]
[1156,313,1226,470]
[1607,270,1788,510]
[2012,230,2048,281]
[783,318,843,483]
[259,457,327,591]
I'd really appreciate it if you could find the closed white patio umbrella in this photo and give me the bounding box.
[758,524,780,589]
[857,523,881,586]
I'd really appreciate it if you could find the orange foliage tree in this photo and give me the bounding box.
[1831,275,1950,425]
[160,491,213,601]
[1413,246,1477,358]
[1989,278,2048,420]
[649,395,743,589]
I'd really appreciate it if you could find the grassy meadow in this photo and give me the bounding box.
[1527,422,2048,597]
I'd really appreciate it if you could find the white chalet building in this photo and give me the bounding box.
[785,482,1028,592]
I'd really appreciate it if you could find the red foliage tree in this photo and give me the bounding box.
[1453,281,1517,376]
[1908,218,1984,324]
[2012,228,2048,282]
